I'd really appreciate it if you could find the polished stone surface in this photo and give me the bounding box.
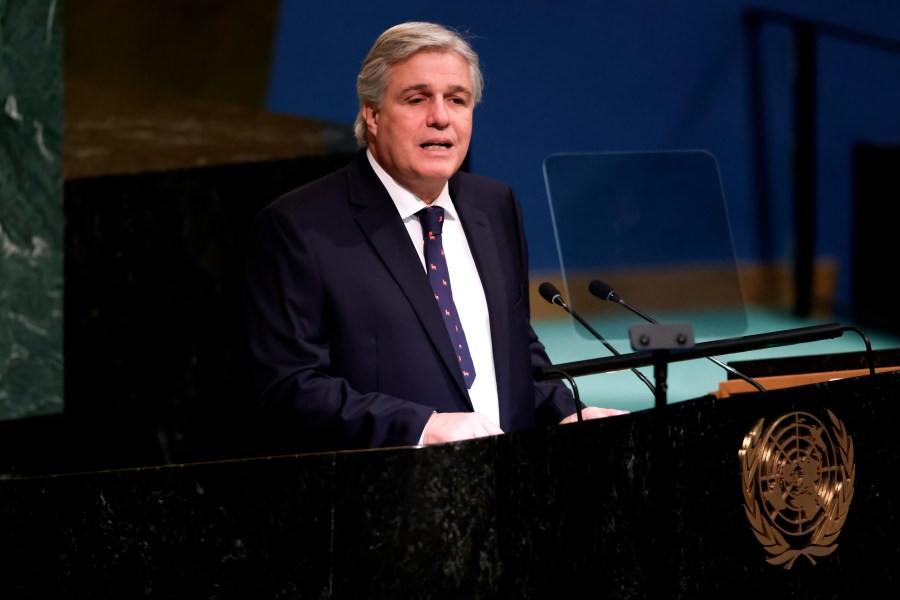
[64,81,356,180]
[1,373,896,598]
[0,35,356,474]
[62,154,354,468]
[1,0,356,427]
[0,150,354,477]
[0,1,64,420]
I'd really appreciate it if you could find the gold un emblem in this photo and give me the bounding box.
[739,409,855,569]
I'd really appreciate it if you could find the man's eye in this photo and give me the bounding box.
[450,97,468,106]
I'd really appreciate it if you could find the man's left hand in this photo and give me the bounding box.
[559,406,629,425]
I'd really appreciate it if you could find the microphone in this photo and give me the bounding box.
[588,279,766,393]
[539,282,656,396]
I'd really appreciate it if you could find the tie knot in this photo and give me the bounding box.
[417,206,444,238]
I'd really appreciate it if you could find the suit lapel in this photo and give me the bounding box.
[451,178,514,417]
[347,154,472,403]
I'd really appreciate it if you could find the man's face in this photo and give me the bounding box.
[364,50,474,202]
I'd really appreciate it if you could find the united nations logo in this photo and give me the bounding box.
[739,409,855,569]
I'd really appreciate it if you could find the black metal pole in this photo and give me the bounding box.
[793,23,817,317]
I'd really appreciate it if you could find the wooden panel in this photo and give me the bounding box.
[714,366,900,398]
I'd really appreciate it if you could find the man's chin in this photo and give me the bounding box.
[418,158,463,179]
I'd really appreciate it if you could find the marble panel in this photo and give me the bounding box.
[0,0,64,420]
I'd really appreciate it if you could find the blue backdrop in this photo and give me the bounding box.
[264,0,900,314]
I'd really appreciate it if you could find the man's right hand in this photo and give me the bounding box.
[421,412,504,445]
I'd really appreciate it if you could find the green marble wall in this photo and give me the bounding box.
[0,0,63,419]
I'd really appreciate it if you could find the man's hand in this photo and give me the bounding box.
[422,412,504,445]
[559,406,629,425]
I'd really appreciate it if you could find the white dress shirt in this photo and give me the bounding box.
[366,150,501,430]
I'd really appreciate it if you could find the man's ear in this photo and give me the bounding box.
[362,102,378,137]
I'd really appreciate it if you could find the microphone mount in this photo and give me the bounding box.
[628,322,696,408]
[588,279,767,393]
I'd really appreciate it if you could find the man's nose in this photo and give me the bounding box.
[427,98,450,127]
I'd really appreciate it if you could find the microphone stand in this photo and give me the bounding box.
[538,282,656,396]
[589,280,767,392]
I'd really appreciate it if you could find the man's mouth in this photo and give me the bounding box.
[420,142,452,150]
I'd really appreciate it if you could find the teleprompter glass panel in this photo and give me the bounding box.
[542,150,747,343]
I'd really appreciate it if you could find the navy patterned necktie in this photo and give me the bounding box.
[417,206,476,389]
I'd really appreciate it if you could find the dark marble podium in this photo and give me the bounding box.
[1,371,897,599]
[0,78,359,477]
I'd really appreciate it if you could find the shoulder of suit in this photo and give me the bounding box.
[264,153,364,212]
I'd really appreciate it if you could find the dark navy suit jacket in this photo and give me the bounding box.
[244,151,576,451]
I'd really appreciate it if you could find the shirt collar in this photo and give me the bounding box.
[366,149,457,222]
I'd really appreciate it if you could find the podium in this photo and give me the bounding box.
[1,369,898,598]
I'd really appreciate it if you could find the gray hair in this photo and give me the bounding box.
[354,22,484,147]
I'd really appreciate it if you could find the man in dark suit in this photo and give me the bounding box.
[244,21,625,452]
